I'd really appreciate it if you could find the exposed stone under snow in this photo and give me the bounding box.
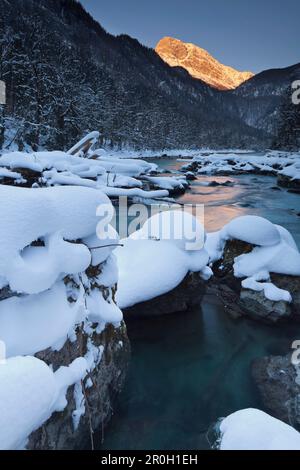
[181,150,300,180]
[0,145,175,199]
[0,178,125,448]
[279,161,300,181]
[205,215,300,303]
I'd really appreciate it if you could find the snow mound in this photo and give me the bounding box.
[0,144,172,199]
[184,151,300,178]
[140,210,206,251]
[279,162,300,181]
[0,357,57,450]
[0,185,111,294]
[0,356,91,450]
[0,282,84,357]
[220,215,281,247]
[116,210,210,309]
[143,175,188,191]
[205,215,300,303]
[219,409,300,450]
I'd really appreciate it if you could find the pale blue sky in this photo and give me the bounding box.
[80,0,299,72]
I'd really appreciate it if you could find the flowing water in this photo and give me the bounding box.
[100,157,300,450]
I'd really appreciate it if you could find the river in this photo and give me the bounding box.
[100,157,300,450]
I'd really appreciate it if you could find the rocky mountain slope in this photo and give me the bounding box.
[0,0,297,151]
[155,37,254,90]
[230,63,300,135]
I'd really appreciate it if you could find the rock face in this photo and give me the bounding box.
[155,37,254,90]
[239,289,291,322]
[252,354,300,428]
[27,323,130,450]
[278,173,300,192]
[209,240,299,323]
[22,255,131,450]
[123,272,206,319]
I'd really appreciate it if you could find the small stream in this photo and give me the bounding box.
[101,157,300,450]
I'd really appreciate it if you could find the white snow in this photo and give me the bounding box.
[184,151,300,178]
[0,148,169,199]
[67,131,100,157]
[0,356,57,450]
[72,382,85,431]
[84,228,120,267]
[219,409,300,450]
[143,175,188,191]
[86,288,123,325]
[0,185,111,294]
[0,139,298,450]
[242,275,292,303]
[0,168,23,180]
[220,215,281,247]
[0,282,84,358]
[116,210,210,309]
[54,357,89,412]
[279,161,300,181]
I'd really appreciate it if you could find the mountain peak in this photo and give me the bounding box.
[155,37,254,90]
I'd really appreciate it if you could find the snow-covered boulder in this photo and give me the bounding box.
[252,353,300,428]
[206,215,300,323]
[142,175,189,196]
[0,133,189,200]
[181,152,300,179]
[116,210,211,316]
[215,409,300,450]
[0,357,57,450]
[0,182,130,450]
[278,162,300,192]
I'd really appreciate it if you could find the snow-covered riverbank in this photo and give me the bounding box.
[0,135,299,450]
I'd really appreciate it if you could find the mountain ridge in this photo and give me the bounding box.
[155,36,254,90]
[0,0,297,151]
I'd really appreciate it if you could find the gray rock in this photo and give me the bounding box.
[271,274,300,319]
[27,322,130,450]
[210,240,300,324]
[278,173,300,191]
[240,289,291,323]
[24,258,131,450]
[252,354,300,428]
[123,271,207,319]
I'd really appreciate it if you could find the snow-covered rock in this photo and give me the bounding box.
[252,351,300,431]
[0,135,188,201]
[0,170,129,449]
[0,356,57,450]
[181,151,300,180]
[206,215,300,322]
[116,210,211,312]
[278,162,300,191]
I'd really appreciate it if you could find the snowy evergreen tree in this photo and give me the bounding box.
[273,89,300,150]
